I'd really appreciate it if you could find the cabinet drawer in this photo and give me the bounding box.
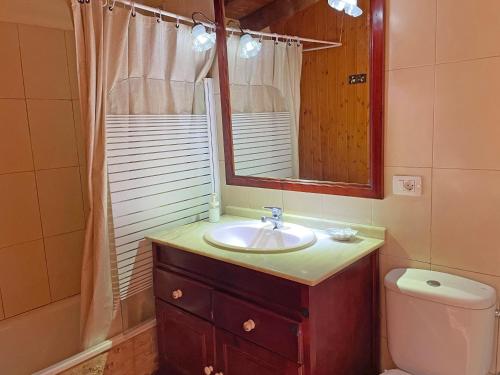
[155,269,212,320]
[213,292,302,362]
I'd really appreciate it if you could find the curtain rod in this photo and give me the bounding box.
[109,0,342,48]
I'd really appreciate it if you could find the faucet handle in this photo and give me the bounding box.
[263,206,282,217]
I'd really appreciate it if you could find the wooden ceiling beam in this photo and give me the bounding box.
[224,0,275,20]
[239,0,320,30]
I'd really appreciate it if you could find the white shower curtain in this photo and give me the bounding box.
[72,1,214,349]
[227,35,303,177]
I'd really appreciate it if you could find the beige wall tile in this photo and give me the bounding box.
[373,167,431,262]
[283,190,322,217]
[247,187,283,211]
[434,58,500,170]
[436,0,500,63]
[0,290,4,320]
[321,194,372,225]
[0,295,80,375]
[0,22,24,98]
[0,0,73,31]
[36,167,84,237]
[19,24,70,99]
[27,99,78,169]
[45,230,84,301]
[385,66,434,167]
[386,0,436,70]
[221,183,251,210]
[0,172,42,248]
[430,264,499,374]
[432,169,500,276]
[0,99,33,174]
[64,31,79,100]
[72,100,85,165]
[0,240,50,317]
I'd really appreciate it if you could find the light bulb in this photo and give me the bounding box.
[192,23,216,52]
[344,3,363,17]
[328,0,363,17]
[328,0,346,11]
[238,33,262,59]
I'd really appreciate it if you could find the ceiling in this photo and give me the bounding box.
[224,0,320,30]
[224,0,274,20]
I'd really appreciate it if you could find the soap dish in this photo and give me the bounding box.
[326,227,358,241]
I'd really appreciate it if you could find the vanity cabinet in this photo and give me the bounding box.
[153,243,379,375]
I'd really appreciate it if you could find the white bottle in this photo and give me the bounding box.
[208,192,220,223]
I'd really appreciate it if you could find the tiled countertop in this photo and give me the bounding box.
[147,207,385,286]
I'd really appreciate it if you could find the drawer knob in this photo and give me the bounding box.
[204,365,214,375]
[242,319,256,332]
[172,289,183,300]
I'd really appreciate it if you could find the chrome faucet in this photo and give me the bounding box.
[261,206,283,230]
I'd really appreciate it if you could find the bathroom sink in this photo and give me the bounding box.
[203,221,317,253]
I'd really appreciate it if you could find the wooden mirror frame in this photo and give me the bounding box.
[213,0,385,199]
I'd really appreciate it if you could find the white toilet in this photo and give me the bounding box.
[381,268,497,375]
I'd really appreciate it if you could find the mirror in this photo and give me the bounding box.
[213,0,384,198]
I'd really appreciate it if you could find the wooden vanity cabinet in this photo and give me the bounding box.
[153,243,379,375]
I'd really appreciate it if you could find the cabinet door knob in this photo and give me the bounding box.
[242,319,256,332]
[172,289,183,299]
[204,365,214,375]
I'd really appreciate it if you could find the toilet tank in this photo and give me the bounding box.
[384,268,497,375]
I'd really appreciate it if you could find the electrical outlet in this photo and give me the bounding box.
[392,175,422,196]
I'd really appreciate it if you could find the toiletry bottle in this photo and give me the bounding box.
[208,192,220,223]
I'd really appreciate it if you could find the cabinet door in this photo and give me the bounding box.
[156,300,215,375]
[215,329,302,375]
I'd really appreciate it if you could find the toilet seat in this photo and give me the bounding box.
[379,370,411,375]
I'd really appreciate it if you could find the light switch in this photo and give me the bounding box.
[392,175,422,196]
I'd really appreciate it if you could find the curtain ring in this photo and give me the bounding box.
[102,0,108,8]
[273,33,278,45]
[131,2,136,17]
[108,0,116,11]
[155,8,162,23]
[77,0,85,4]
[296,37,301,46]
[175,16,180,28]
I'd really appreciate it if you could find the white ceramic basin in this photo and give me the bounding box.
[203,221,317,253]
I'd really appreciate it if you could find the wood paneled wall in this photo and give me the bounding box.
[271,0,370,183]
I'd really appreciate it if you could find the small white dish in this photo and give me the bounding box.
[326,227,358,241]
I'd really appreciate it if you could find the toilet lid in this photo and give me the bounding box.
[380,370,411,375]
